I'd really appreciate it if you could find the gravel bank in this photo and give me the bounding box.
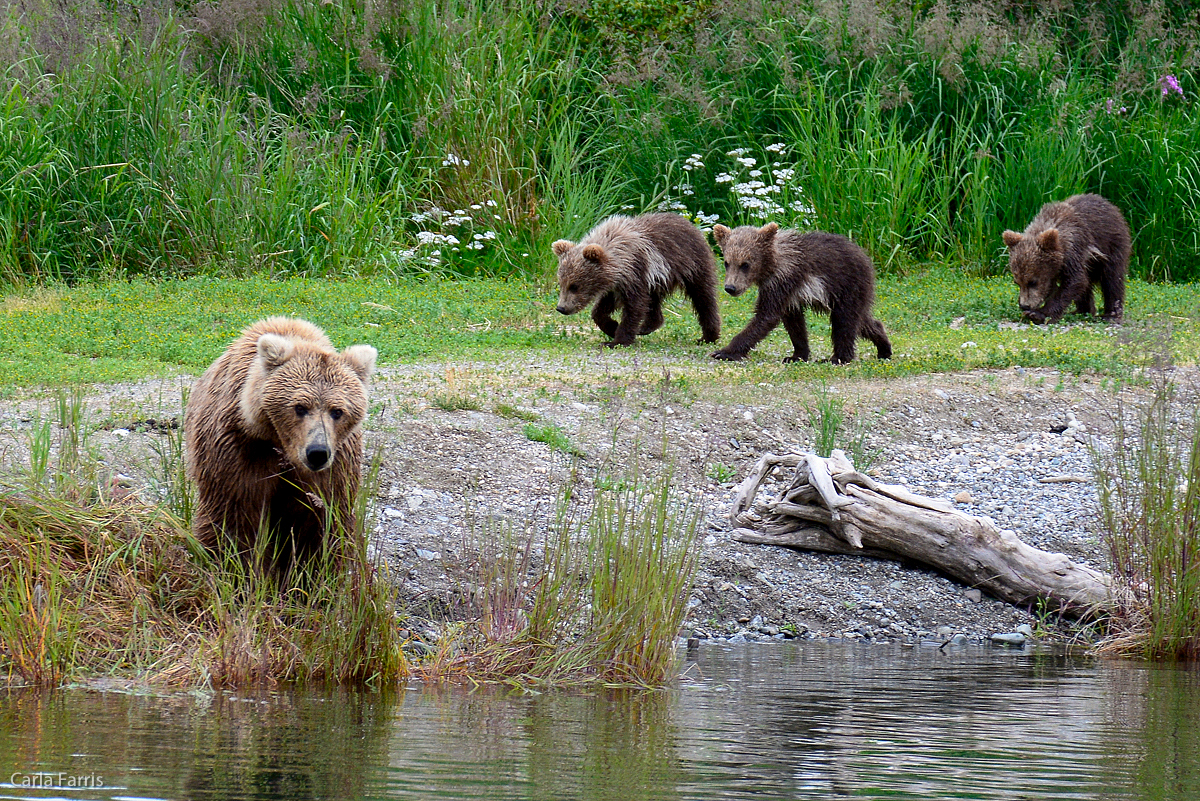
[4,355,1182,648]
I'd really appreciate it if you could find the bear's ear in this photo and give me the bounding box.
[1001,230,1023,248]
[581,243,606,262]
[256,333,295,370]
[552,239,575,257]
[341,344,378,384]
[759,221,780,239]
[712,224,731,245]
[1036,228,1060,251]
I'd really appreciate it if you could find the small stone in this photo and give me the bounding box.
[416,549,441,561]
[737,616,751,624]
[936,626,953,638]
[383,507,402,518]
[964,589,983,603]
[743,411,754,422]
[954,490,973,504]
[950,633,968,646]
[727,633,747,644]
[749,615,765,630]
[406,495,423,510]
[991,632,1026,647]
[933,389,949,400]
[704,535,718,547]
[1016,624,1035,638]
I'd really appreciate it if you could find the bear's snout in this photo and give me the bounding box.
[724,284,742,296]
[305,443,331,470]
[556,304,569,315]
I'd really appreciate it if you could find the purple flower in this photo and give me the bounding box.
[1160,74,1184,99]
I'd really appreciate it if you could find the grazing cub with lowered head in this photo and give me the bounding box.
[1002,193,1130,324]
[710,222,891,365]
[552,213,721,347]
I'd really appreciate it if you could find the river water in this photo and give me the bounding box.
[1,642,1197,800]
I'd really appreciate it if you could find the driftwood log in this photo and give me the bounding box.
[729,450,1111,618]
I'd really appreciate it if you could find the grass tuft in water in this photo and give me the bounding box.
[433,469,701,687]
[1093,365,1200,660]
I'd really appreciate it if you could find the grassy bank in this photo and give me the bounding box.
[0,0,1198,283]
[0,269,1196,389]
[0,390,700,688]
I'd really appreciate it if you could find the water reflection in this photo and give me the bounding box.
[1,643,1197,800]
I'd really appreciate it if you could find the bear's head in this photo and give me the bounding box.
[239,333,377,474]
[712,222,778,296]
[1002,228,1062,315]
[552,239,615,315]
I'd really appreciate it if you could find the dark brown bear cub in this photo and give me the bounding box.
[552,213,721,347]
[1002,193,1130,323]
[710,222,891,365]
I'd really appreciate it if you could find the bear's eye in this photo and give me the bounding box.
[294,404,309,417]
[739,262,750,272]
[329,408,344,421]
[568,283,578,293]
[1027,280,1037,288]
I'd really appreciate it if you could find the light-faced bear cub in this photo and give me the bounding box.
[552,213,721,347]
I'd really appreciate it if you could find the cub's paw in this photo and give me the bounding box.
[711,350,746,361]
[603,339,633,349]
[1022,310,1048,324]
[782,354,810,364]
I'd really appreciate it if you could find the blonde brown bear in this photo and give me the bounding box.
[185,317,377,570]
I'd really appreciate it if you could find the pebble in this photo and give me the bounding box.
[991,633,1027,647]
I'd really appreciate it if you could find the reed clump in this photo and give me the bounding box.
[1093,368,1200,660]
[427,470,703,687]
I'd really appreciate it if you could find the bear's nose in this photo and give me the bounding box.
[556,305,569,315]
[724,285,737,295]
[305,444,330,470]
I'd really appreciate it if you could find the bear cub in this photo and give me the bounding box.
[710,222,891,365]
[185,317,377,571]
[553,213,721,347]
[1002,193,1130,324]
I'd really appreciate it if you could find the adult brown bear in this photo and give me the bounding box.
[185,317,376,571]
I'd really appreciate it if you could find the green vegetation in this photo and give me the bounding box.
[436,470,702,686]
[1093,370,1200,660]
[804,381,883,471]
[0,0,1198,284]
[524,422,587,458]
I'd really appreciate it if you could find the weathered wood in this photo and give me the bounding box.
[730,450,1111,618]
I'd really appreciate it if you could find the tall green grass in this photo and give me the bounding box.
[0,0,1198,283]
[1093,370,1200,660]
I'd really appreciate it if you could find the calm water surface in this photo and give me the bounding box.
[2,643,1197,800]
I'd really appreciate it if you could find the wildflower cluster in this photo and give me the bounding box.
[711,145,816,224]
[407,199,505,269]
[1160,74,1184,101]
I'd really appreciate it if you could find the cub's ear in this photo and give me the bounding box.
[581,243,606,262]
[1036,228,1060,251]
[712,224,732,245]
[341,344,378,384]
[1001,230,1023,248]
[256,333,295,370]
[552,239,575,257]
[759,221,780,239]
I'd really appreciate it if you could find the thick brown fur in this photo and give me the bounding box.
[710,222,892,365]
[185,317,377,572]
[1002,193,1130,323]
[552,213,721,347]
